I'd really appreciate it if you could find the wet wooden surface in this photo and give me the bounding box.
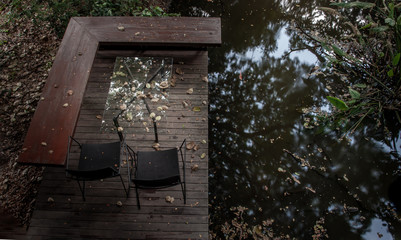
[18,17,220,166]
[24,49,209,239]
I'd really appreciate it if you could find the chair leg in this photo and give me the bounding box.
[119,174,129,198]
[180,181,186,204]
[135,186,141,210]
[77,180,86,201]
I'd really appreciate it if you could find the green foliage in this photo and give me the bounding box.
[326,96,349,111]
[303,0,401,138]
[5,0,179,38]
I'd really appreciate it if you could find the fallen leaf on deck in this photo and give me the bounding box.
[152,143,160,151]
[201,75,208,82]
[96,115,102,120]
[169,76,177,87]
[117,127,123,132]
[186,88,193,94]
[165,196,175,203]
[155,116,161,121]
[186,141,195,150]
[191,164,199,172]
[200,153,206,159]
[150,112,156,118]
[182,100,190,108]
[176,68,184,75]
[67,90,73,96]
[117,26,125,31]
[151,97,159,103]
[48,150,53,154]
[47,197,54,203]
[116,201,123,207]
[201,140,207,144]
[62,103,69,108]
[193,144,200,151]
[192,106,201,112]
[41,142,47,146]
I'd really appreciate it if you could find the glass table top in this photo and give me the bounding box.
[101,56,173,136]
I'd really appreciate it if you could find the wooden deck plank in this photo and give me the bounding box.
[25,49,209,239]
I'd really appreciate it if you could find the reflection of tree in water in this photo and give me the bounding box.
[171,0,401,238]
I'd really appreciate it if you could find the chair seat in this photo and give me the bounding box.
[134,148,180,188]
[66,167,118,181]
[78,142,121,171]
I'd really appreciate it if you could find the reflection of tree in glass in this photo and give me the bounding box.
[101,57,172,135]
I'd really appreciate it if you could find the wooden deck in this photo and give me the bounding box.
[18,16,220,166]
[24,48,209,239]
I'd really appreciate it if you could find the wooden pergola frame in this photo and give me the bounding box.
[18,17,221,166]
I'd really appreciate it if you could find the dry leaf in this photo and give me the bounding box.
[62,103,69,108]
[96,115,102,120]
[159,80,169,89]
[201,75,208,82]
[117,26,125,31]
[292,175,301,184]
[176,68,184,75]
[48,150,54,154]
[117,127,123,132]
[47,197,54,203]
[150,112,156,118]
[165,196,175,203]
[151,97,159,103]
[277,167,286,173]
[67,90,73,96]
[200,153,206,159]
[186,141,196,150]
[191,164,199,172]
[186,88,194,94]
[305,187,316,193]
[193,144,200,151]
[41,142,47,146]
[152,143,160,151]
[182,100,189,108]
[155,116,161,121]
[192,106,201,112]
[120,104,127,110]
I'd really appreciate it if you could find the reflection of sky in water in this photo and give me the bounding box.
[230,26,318,70]
[362,218,393,240]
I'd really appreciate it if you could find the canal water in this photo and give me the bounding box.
[170,0,401,239]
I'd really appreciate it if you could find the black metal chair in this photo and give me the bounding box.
[131,139,186,209]
[65,136,132,201]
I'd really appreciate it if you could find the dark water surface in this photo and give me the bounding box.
[170,1,401,239]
